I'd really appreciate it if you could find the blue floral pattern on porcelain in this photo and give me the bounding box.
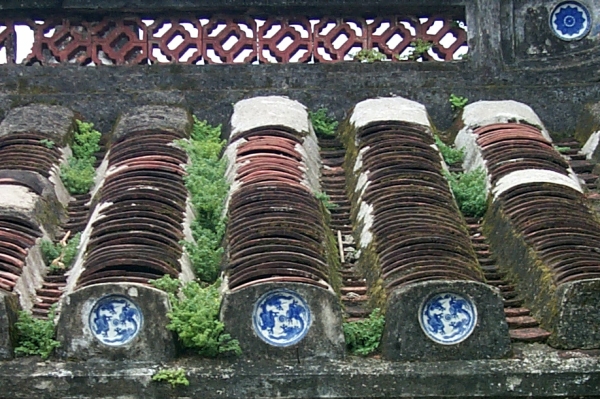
[253,289,311,347]
[550,2,591,41]
[89,295,143,346]
[419,293,477,345]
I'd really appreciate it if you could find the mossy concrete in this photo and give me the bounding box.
[55,283,177,362]
[0,104,75,147]
[381,280,511,361]
[220,282,345,361]
[1,343,600,398]
[0,291,19,360]
[485,200,600,350]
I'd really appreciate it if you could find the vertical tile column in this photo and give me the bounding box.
[220,96,345,360]
[342,97,510,361]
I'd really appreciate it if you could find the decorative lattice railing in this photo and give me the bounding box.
[0,15,467,65]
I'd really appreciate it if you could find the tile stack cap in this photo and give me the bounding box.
[350,97,430,129]
[462,100,551,141]
[231,96,310,139]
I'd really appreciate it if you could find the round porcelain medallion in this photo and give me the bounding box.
[419,292,477,345]
[252,289,311,347]
[89,295,143,346]
[550,1,592,41]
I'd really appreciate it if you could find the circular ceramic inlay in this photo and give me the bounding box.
[550,1,591,41]
[419,292,477,345]
[89,295,143,346]
[253,289,311,347]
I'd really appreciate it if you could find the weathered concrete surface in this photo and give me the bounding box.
[0,290,19,360]
[484,201,600,350]
[221,282,345,361]
[381,280,511,361]
[0,170,66,238]
[111,105,192,143]
[551,279,600,350]
[1,343,600,398]
[461,100,549,140]
[349,97,430,129]
[56,283,176,362]
[492,169,583,200]
[230,96,310,138]
[0,104,75,146]
[1,60,600,141]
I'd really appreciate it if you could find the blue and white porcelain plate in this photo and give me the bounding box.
[419,292,477,345]
[550,1,592,41]
[253,289,311,347]
[89,295,143,346]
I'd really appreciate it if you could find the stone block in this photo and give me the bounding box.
[0,290,19,360]
[221,282,345,361]
[112,105,192,143]
[549,279,600,350]
[0,104,75,146]
[55,283,176,361]
[381,280,511,361]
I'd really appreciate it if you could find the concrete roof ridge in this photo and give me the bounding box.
[349,97,430,130]
[462,100,551,141]
[230,96,310,139]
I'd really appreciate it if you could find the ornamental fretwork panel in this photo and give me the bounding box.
[0,14,468,65]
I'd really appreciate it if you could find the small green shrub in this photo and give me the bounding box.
[343,308,385,356]
[155,276,241,357]
[40,232,82,273]
[40,239,61,266]
[60,120,101,195]
[554,145,571,154]
[408,39,433,60]
[60,158,96,195]
[314,191,339,210]
[150,274,181,295]
[39,139,55,149]
[71,120,101,161]
[445,167,488,218]
[449,94,469,112]
[352,48,387,63]
[176,117,228,283]
[152,368,189,387]
[309,108,339,137]
[434,136,465,166]
[14,308,60,359]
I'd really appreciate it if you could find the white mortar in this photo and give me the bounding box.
[298,125,322,193]
[492,169,583,200]
[222,138,246,216]
[581,131,600,160]
[61,201,112,300]
[13,243,46,312]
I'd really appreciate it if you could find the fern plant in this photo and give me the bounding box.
[309,108,338,137]
[343,308,385,356]
[444,167,488,218]
[14,307,60,360]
